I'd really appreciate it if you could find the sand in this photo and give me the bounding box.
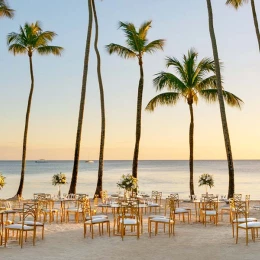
[1,200,260,260]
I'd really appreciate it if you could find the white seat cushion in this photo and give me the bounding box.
[204,210,217,216]
[85,215,108,220]
[6,224,34,230]
[175,208,189,213]
[66,208,82,212]
[233,217,257,223]
[148,215,166,219]
[120,218,137,225]
[85,218,109,224]
[19,221,44,226]
[238,222,260,228]
[148,203,159,207]
[151,218,173,223]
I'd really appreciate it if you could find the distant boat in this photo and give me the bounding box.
[85,160,94,163]
[35,159,46,163]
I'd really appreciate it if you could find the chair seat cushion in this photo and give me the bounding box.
[233,217,257,223]
[5,224,34,230]
[238,222,260,228]
[151,218,173,223]
[148,215,166,219]
[148,203,159,207]
[66,208,82,212]
[85,218,109,224]
[85,215,108,221]
[202,210,217,216]
[120,218,137,225]
[175,208,189,213]
[18,221,44,226]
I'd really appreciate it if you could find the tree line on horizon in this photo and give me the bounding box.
[1,0,259,199]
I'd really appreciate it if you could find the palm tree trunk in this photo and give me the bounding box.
[132,57,144,178]
[92,0,106,198]
[206,0,235,198]
[69,0,93,194]
[188,102,194,197]
[16,54,34,198]
[250,0,260,52]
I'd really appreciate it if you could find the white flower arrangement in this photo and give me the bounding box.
[52,172,67,186]
[0,173,6,190]
[198,173,214,188]
[117,174,138,191]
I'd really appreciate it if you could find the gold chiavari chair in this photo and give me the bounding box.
[168,194,191,223]
[118,200,141,240]
[201,196,219,226]
[234,200,260,245]
[84,205,110,239]
[5,203,38,248]
[149,191,162,213]
[149,198,175,238]
[66,197,89,223]
[38,199,59,223]
[231,198,257,238]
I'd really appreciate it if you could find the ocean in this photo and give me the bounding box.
[0,160,259,200]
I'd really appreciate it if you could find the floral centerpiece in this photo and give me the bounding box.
[198,173,214,193]
[0,173,6,190]
[52,172,67,199]
[117,174,138,194]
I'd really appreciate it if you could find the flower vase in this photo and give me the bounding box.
[57,185,61,199]
[124,190,130,200]
[205,186,208,197]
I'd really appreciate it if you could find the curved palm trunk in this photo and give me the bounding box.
[92,0,106,198]
[188,102,194,197]
[132,57,144,179]
[206,0,235,198]
[250,0,260,52]
[69,0,93,194]
[16,54,34,198]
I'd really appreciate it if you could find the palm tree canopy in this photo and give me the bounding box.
[0,0,14,18]
[146,48,243,111]
[226,0,249,9]
[7,21,64,56]
[106,20,165,59]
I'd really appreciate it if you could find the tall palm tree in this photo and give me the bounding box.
[106,21,165,178]
[145,49,243,197]
[0,0,14,19]
[7,21,63,197]
[207,0,238,198]
[92,0,106,198]
[226,0,260,52]
[69,0,93,194]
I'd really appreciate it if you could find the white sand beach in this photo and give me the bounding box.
[1,200,260,260]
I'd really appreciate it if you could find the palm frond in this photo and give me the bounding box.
[166,56,188,84]
[35,31,57,47]
[36,46,63,56]
[196,75,218,91]
[144,39,165,54]
[145,92,181,112]
[138,20,152,40]
[8,44,27,55]
[200,89,243,108]
[0,0,14,18]
[153,72,186,92]
[183,48,198,86]
[106,43,136,59]
[226,0,248,9]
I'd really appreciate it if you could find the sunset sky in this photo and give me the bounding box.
[0,0,259,160]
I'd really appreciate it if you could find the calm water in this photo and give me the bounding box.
[0,160,259,199]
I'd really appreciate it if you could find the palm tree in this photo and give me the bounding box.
[145,49,243,197]
[106,21,165,178]
[92,0,106,198]
[69,0,93,194]
[226,0,260,52]
[0,0,14,19]
[7,21,63,198]
[206,0,238,198]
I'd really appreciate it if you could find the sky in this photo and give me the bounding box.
[0,0,259,160]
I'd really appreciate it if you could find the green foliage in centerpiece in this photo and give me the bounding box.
[52,172,67,186]
[198,173,214,188]
[0,173,6,190]
[117,174,138,191]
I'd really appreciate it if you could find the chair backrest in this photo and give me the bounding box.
[233,194,242,202]
[22,203,38,227]
[67,193,76,199]
[119,199,140,223]
[100,190,108,203]
[151,191,162,204]
[234,200,248,223]
[203,196,218,211]
[76,194,88,200]
[202,194,214,198]
[34,193,46,200]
